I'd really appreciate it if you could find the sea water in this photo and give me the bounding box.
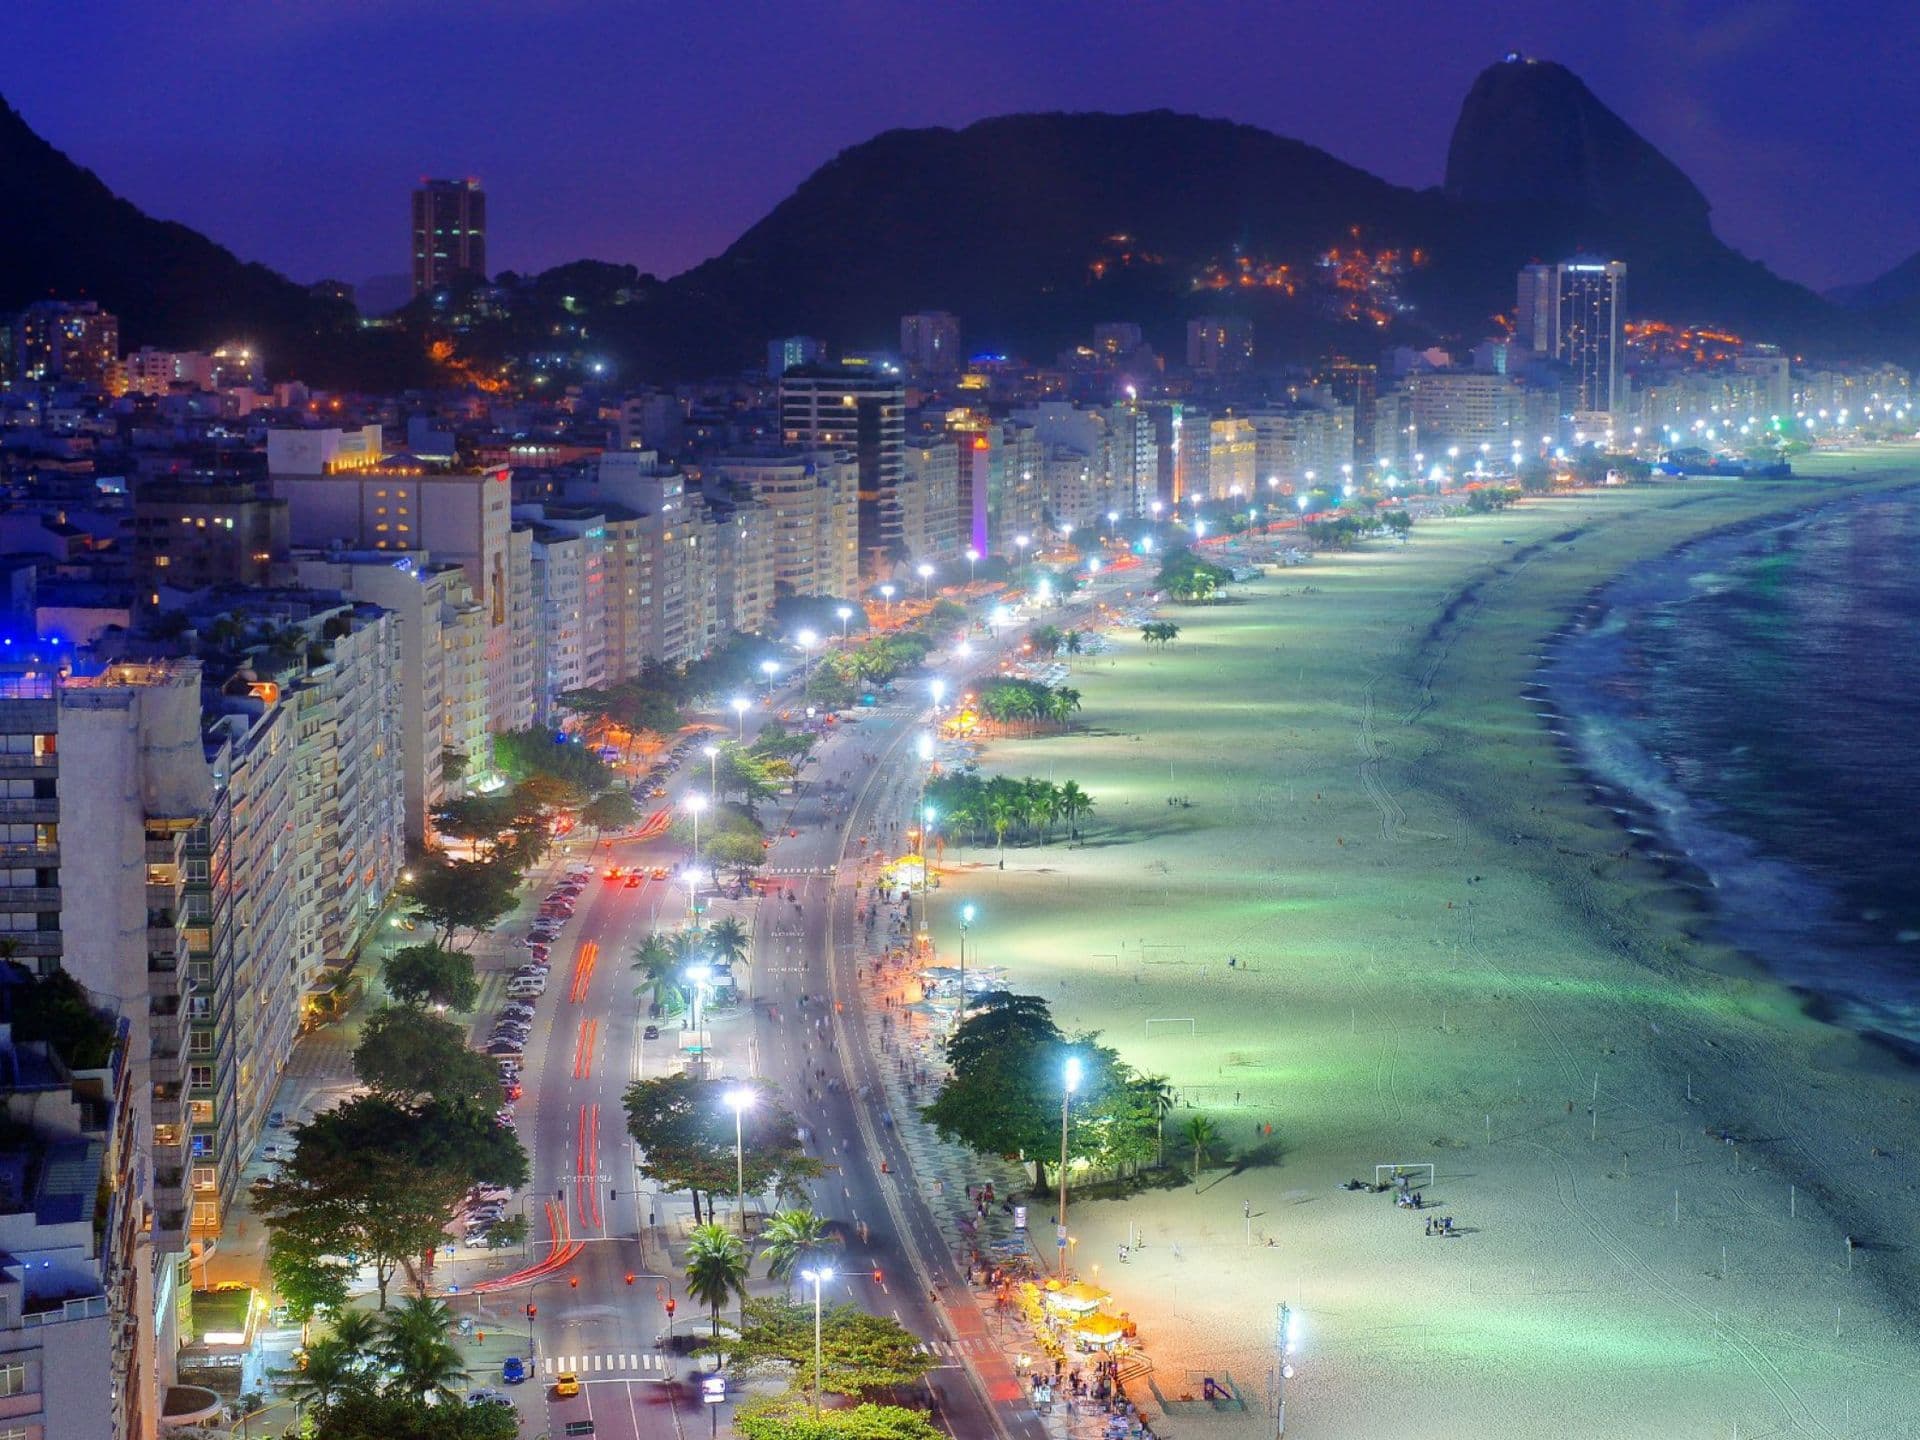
[1545,483,1920,1051]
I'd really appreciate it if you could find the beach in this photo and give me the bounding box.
[928,463,1920,1438]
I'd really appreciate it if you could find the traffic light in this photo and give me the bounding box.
[664,1298,676,1316]
[569,1274,579,1289]
[625,1273,635,1285]
[872,1268,884,1284]
[525,1304,537,1320]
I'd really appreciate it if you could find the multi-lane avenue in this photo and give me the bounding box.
[468,638,1065,1440]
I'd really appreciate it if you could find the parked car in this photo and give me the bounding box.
[642,1024,661,1041]
[486,1038,524,1055]
[502,1357,528,1385]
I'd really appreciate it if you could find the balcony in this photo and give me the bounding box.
[0,884,60,907]
[0,751,58,772]
[0,796,59,821]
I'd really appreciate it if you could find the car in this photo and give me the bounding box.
[651,866,670,881]
[492,1030,531,1045]
[500,1004,536,1018]
[553,1372,581,1398]
[468,1389,513,1408]
[501,1082,522,1101]
[623,874,641,889]
[266,1110,286,1129]
[507,983,546,999]
[259,1142,291,1164]
[642,1024,661,1041]
[502,1356,528,1385]
[486,1039,524,1056]
[464,1229,497,1249]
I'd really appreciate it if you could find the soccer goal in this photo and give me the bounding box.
[1145,1018,1197,1036]
[1375,1163,1435,1190]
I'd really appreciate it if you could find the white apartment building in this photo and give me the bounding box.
[707,450,860,600]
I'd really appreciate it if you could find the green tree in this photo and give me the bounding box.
[708,828,770,885]
[732,1398,944,1440]
[381,944,478,1012]
[684,1223,750,1337]
[491,725,614,792]
[378,1296,467,1403]
[758,1208,841,1294]
[327,1306,382,1355]
[632,932,686,1013]
[623,1073,822,1223]
[277,1336,367,1415]
[1057,781,1094,840]
[353,1006,498,1108]
[579,787,640,835]
[722,1298,934,1397]
[254,1096,526,1309]
[266,1226,352,1324]
[707,915,751,972]
[402,856,520,950]
[1185,1114,1218,1185]
[308,1390,518,1440]
[429,793,521,859]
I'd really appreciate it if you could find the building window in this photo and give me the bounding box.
[0,1362,24,1397]
[192,1166,216,1191]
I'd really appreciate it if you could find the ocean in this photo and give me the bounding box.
[1544,480,1920,1052]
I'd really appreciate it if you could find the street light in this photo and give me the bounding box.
[957,903,975,1029]
[730,696,750,740]
[760,658,780,697]
[800,1267,835,1416]
[796,629,818,690]
[916,561,935,600]
[703,743,719,801]
[965,548,980,585]
[685,792,707,866]
[685,962,713,1064]
[878,584,895,621]
[835,605,852,642]
[725,1088,754,1236]
[1059,1054,1082,1279]
[929,678,946,712]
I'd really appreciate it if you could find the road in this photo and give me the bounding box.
[479,661,1063,1439]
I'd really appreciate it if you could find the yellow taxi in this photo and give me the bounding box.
[554,1371,581,1398]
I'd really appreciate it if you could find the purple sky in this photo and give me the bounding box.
[5,1,1914,294]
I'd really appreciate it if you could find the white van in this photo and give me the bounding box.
[506,976,546,998]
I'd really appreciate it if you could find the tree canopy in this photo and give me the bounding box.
[622,1073,821,1222]
[1157,546,1231,602]
[401,855,520,950]
[254,1095,527,1309]
[353,1006,499,1108]
[921,991,1164,1193]
[381,944,478,1012]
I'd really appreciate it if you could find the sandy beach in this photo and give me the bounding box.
[926,463,1920,1439]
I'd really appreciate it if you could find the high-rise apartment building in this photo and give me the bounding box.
[270,441,534,736]
[779,368,906,576]
[1186,315,1253,374]
[766,336,825,378]
[129,479,288,589]
[708,450,860,600]
[411,178,487,297]
[1516,257,1627,418]
[1319,359,1379,471]
[12,301,119,389]
[901,439,963,564]
[900,312,961,374]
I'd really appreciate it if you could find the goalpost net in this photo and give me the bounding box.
[1375,1163,1435,1189]
[1145,1018,1197,1036]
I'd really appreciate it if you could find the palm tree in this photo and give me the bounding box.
[707,916,750,975]
[1185,1115,1218,1186]
[1131,1077,1176,1167]
[759,1208,842,1294]
[326,1305,381,1359]
[1058,782,1093,841]
[684,1223,750,1338]
[382,1330,468,1403]
[278,1337,365,1414]
[632,932,681,1011]
[987,794,1017,865]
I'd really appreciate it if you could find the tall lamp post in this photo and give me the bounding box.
[725,1088,754,1236]
[800,1267,834,1417]
[956,903,975,1028]
[835,605,853,643]
[685,962,712,1073]
[879,584,896,623]
[916,561,936,601]
[703,743,719,801]
[965,548,980,586]
[796,628,818,692]
[1058,1054,1082,1280]
[685,792,707,867]
[761,659,780,698]
[730,696,750,740]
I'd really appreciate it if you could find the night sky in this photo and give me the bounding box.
[6,1,1914,295]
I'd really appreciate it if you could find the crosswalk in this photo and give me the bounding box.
[914,1337,993,1359]
[541,1353,673,1375]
